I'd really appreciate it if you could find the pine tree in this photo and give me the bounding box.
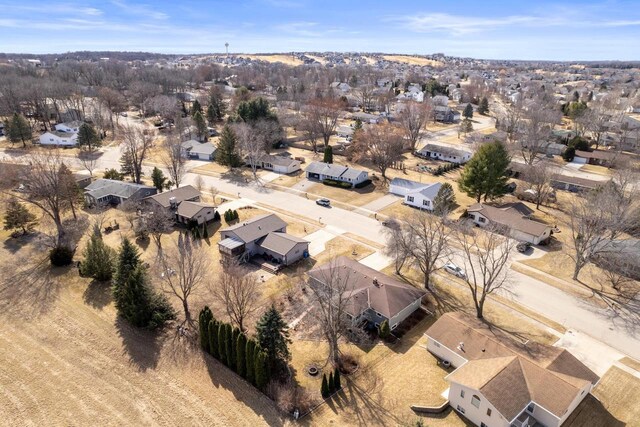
[321,373,329,398]
[256,305,291,371]
[478,97,489,115]
[80,224,116,281]
[209,319,219,358]
[3,198,37,235]
[323,145,333,164]
[77,123,101,151]
[151,167,167,192]
[103,168,123,180]
[236,333,247,377]
[231,327,240,371]
[246,339,256,385]
[218,322,227,364]
[225,323,234,367]
[379,319,391,339]
[458,141,510,202]
[254,351,270,390]
[191,99,203,116]
[463,103,474,119]
[433,183,456,216]
[199,306,214,351]
[206,104,217,126]
[334,368,341,390]
[113,238,141,303]
[328,372,335,393]
[216,125,241,168]
[119,149,136,181]
[6,113,32,148]
[193,111,207,142]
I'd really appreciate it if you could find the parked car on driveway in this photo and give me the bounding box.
[316,198,331,207]
[443,262,466,279]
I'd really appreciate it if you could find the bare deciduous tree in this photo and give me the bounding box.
[160,232,210,325]
[398,101,432,151]
[522,161,554,209]
[455,223,516,319]
[352,123,404,179]
[120,124,153,184]
[143,205,175,258]
[211,263,259,331]
[208,185,219,206]
[518,99,561,165]
[234,122,262,181]
[194,175,205,193]
[161,132,186,188]
[305,97,342,148]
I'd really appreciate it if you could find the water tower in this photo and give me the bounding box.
[225,42,229,58]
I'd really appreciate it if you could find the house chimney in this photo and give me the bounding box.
[373,277,379,287]
[169,197,177,209]
[458,342,465,352]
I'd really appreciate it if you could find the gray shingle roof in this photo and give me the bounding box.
[147,185,200,208]
[176,201,215,219]
[256,232,308,255]
[220,213,287,243]
[85,179,155,200]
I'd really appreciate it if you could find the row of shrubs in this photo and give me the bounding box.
[224,209,240,223]
[320,369,342,398]
[322,179,352,189]
[432,162,461,176]
[199,307,271,390]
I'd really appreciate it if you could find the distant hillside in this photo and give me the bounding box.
[0,51,179,62]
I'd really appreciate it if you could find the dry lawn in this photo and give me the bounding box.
[565,366,640,426]
[620,357,640,372]
[381,55,444,67]
[240,54,303,66]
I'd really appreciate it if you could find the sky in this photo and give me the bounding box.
[1,0,639,60]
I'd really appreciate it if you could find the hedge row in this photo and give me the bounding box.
[432,162,461,176]
[322,179,352,189]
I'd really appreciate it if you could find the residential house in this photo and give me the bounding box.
[426,312,599,427]
[247,154,301,174]
[592,239,640,280]
[417,143,472,164]
[38,131,78,147]
[54,121,83,133]
[351,112,382,124]
[181,139,216,161]
[336,125,354,139]
[389,178,442,211]
[433,105,461,123]
[550,174,607,193]
[84,179,157,206]
[467,203,552,245]
[573,150,615,167]
[145,185,201,210]
[218,214,309,267]
[432,95,449,106]
[176,201,217,225]
[305,161,369,187]
[329,82,351,93]
[307,256,427,331]
[73,172,92,189]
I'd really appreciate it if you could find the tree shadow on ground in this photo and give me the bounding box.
[82,279,112,310]
[2,231,42,254]
[115,316,164,372]
[0,255,62,319]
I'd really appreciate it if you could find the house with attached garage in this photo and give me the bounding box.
[176,201,217,225]
[389,178,442,211]
[54,121,83,133]
[145,185,201,209]
[426,312,599,427]
[84,179,157,206]
[417,143,472,164]
[181,139,216,161]
[218,214,309,269]
[145,185,216,225]
[307,256,427,331]
[247,154,301,174]
[38,131,78,147]
[305,161,369,187]
[467,203,552,245]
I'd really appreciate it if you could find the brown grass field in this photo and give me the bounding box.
[381,55,444,67]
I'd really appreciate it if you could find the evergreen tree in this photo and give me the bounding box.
[3,198,37,235]
[231,327,240,371]
[379,319,391,339]
[334,368,341,390]
[206,104,216,126]
[246,339,256,385]
[151,167,167,192]
[433,182,456,215]
[191,99,203,116]
[225,323,234,367]
[478,97,489,115]
[236,333,247,377]
[209,319,220,358]
[119,149,136,180]
[216,125,241,168]
[77,123,101,151]
[463,103,474,119]
[353,118,363,133]
[6,113,32,148]
[103,168,123,180]
[193,111,208,142]
[236,97,276,123]
[199,306,214,351]
[323,145,333,164]
[562,146,576,162]
[218,322,227,364]
[321,374,329,398]
[254,351,270,390]
[80,224,116,281]
[458,141,510,202]
[255,305,291,371]
[328,372,335,393]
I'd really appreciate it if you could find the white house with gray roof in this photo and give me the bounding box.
[39,131,78,147]
[305,161,368,187]
[248,154,301,174]
[54,121,83,133]
[417,143,472,164]
[84,179,157,206]
[181,139,216,161]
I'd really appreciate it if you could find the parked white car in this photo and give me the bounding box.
[443,262,466,279]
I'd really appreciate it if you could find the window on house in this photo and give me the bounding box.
[407,196,414,202]
[460,390,465,398]
[423,200,430,206]
[471,395,481,408]
[527,403,534,413]
[456,405,465,414]
[487,408,492,417]
[479,217,486,223]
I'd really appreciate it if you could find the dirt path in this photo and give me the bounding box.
[0,260,285,426]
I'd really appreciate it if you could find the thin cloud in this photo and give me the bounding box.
[110,0,168,20]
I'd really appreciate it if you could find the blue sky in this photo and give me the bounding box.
[1,0,639,60]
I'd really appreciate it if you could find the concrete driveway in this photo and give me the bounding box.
[554,329,623,376]
[358,194,401,213]
[304,228,340,256]
[359,251,393,271]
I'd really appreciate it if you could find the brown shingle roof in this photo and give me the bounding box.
[307,256,427,319]
[176,201,215,219]
[147,185,200,208]
[430,313,599,421]
[256,232,308,256]
[468,203,550,237]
